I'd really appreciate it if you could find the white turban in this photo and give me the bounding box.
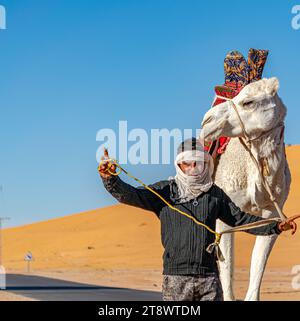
[173,148,214,203]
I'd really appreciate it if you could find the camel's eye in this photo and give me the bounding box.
[243,100,253,107]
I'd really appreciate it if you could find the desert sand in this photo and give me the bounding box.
[1,145,300,300]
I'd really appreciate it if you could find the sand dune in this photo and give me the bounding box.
[3,145,300,271]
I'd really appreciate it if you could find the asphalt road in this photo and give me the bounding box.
[3,274,162,301]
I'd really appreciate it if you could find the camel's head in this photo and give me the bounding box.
[200,77,286,142]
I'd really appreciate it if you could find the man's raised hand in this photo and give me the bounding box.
[98,148,116,179]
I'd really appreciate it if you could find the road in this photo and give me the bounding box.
[3,274,162,301]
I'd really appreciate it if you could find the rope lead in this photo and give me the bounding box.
[98,158,286,262]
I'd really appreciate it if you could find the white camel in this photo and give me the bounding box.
[199,77,291,301]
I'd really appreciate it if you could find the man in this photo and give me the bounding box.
[98,137,297,301]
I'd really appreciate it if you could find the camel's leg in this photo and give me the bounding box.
[216,219,235,301]
[244,210,279,301]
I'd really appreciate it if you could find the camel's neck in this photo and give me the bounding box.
[249,123,285,172]
[214,122,290,212]
[240,122,289,208]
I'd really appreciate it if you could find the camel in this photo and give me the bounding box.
[199,77,291,301]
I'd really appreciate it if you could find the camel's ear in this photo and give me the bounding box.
[266,77,279,97]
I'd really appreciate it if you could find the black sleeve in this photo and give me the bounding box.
[101,175,167,217]
[216,187,281,236]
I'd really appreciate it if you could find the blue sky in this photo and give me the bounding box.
[0,0,299,227]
